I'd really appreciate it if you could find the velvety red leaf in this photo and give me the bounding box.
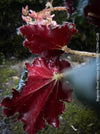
[43,83,64,128]
[1,57,72,134]
[41,49,63,58]
[58,81,72,102]
[20,23,77,54]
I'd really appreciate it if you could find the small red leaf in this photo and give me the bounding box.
[1,57,72,134]
[20,23,77,54]
[64,0,76,15]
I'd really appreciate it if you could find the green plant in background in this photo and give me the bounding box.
[62,99,100,134]
[0,52,5,65]
[70,55,84,63]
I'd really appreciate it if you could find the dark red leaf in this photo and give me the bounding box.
[84,0,100,26]
[20,23,77,55]
[64,0,76,15]
[1,57,72,134]
[41,49,63,58]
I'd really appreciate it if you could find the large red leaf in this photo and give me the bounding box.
[20,23,77,54]
[1,57,72,134]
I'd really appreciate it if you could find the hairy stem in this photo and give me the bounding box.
[38,6,66,15]
[62,46,100,57]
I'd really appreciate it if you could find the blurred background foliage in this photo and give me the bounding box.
[0,0,99,63]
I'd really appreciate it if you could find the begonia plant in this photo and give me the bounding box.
[1,0,100,134]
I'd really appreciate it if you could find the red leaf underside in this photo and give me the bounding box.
[1,57,72,134]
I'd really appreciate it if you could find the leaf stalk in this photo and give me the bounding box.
[62,46,100,57]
